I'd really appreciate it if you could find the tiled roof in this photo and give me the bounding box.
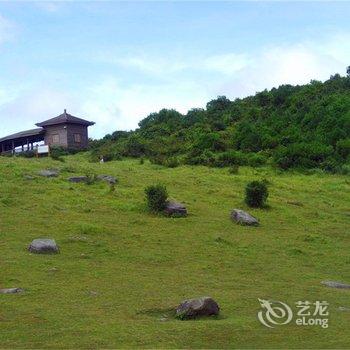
[0,128,45,143]
[36,110,95,127]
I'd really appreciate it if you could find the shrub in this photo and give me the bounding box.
[245,181,269,208]
[145,184,168,212]
[213,151,248,167]
[274,143,333,170]
[228,165,239,174]
[185,150,216,166]
[50,146,68,159]
[336,138,350,160]
[164,157,180,168]
[19,150,36,158]
[246,153,267,167]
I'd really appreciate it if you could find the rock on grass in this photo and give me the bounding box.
[231,209,259,226]
[321,280,350,289]
[97,175,117,184]
[176,296,220,320]
[0,288,24,294]
[38,170,59,177]
[28,239,59,254]
[68,176,89,183]
[164,201,187,217]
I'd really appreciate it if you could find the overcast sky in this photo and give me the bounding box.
[0,1,349,138]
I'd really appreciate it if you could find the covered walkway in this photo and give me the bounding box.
[0,128,45,154]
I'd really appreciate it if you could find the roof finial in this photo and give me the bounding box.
[64,109,67,114]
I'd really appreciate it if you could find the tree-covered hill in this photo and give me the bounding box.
[90,69,350,172]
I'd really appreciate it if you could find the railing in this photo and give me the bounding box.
[1,145,50,156]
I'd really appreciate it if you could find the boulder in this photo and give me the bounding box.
[321,281,350,289]
[0,288,24,294]
[38,169,59,177]
[164,201,187,217]
[97,174,117,184]
[68,176,88,183]
[176,296,220,319]
[231,209,259,226]
[28,239,59,254]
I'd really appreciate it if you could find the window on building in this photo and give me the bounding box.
[52,134,60,143]
[74,133,81,143]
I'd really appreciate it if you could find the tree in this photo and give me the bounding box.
[347,66,350,77]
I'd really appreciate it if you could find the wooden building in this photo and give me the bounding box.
[0,110,95,154]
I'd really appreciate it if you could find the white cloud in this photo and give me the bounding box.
[216,35,349,98]
[80,78,209,137]
[201,53,250,75]
[0,87,77,136]
[1,31,349,140]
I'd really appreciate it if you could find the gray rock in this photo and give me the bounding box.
[68,176,88,183]
[231,209,259,226]
[321,280,350,289]
[97,174,117,184]
[28,239,59,254]
[176,296,220,319]
[24,175,35,180]
[0,288,24,294]
[164,201,187,217]
[38,169,59,177]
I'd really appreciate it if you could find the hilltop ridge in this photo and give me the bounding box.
[91,70,350,172]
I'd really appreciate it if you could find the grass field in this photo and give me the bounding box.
[0,154,349,349]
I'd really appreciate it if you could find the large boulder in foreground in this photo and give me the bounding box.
[321,281,350,289]
[231,209,259,226]
[28,239,59,254]
[0,288,24,294]
[164,201,187,217]
[176,296,220,319]
[38,169,59,177]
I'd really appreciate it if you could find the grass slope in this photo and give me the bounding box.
[0,154,349,349]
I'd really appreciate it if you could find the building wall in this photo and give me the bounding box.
[44,124,68,147]
[43,123,89,149]
[66,123,89,149]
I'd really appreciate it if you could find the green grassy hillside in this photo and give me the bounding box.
[91,72,350,172]
[0,154,349,348]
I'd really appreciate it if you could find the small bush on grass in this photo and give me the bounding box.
[145,184,168,212]
[245,180,268,208]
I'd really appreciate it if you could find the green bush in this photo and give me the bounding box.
[145,184,168,212]
[228,165,239,174]
[245,181,269,208]
[50,146,69,159]
[213,151,248,167]
[164,157,180,168]
[19,150,36,158]
[185,150,216,166]
[274,143,333,170]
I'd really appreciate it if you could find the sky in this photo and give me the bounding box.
[0,1,349,139]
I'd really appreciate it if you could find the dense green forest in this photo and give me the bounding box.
[90,68,350,173]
